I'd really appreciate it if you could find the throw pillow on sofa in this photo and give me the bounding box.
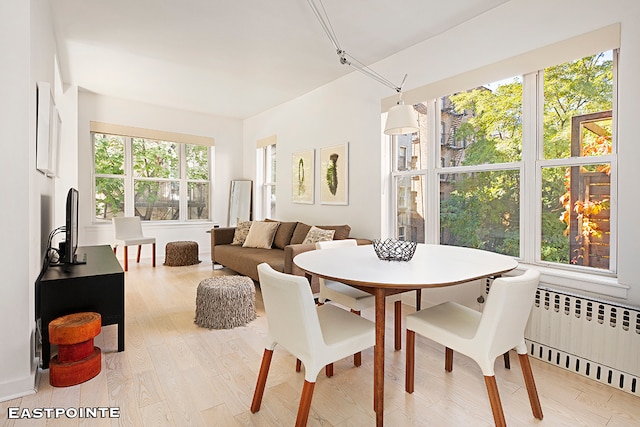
[231,221,253,245]
[243,221,280,249]
[302,226,335,244]
[265,219,298,249]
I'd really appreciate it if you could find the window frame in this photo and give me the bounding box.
[256,142,276,219]
[92,133,213,223]
[388,49,623,298]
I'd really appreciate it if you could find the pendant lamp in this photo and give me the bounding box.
[384,101,419,135]
[308,0,419,136]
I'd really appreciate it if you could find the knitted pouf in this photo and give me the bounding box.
[164,241,200,266]
[195,275,256,329]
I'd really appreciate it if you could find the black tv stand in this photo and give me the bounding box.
[49,249,88,267]
[36,245,124,369]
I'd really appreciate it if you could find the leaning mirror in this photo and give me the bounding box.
[228,180,252,226]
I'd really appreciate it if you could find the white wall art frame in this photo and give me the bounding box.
[36,81,60,176]
[292,149,315,204]
[320,142,348,205]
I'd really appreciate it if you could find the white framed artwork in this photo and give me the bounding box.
[292,149,315,204]
[320,143,348,205]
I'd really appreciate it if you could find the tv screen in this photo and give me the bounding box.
[61,188,79,264]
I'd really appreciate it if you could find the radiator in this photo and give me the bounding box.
[484,280,640,396]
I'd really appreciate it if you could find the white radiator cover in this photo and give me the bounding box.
[485,281,640,396]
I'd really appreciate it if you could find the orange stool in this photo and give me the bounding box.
[48,312,102,387]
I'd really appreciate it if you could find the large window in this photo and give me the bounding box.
[391,49,616,275]
[256,140,276,219]
[94,132,212,222]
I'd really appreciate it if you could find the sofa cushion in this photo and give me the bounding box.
[302,226,335,244]
[290,222,312,245]
[214,245,285,282]
[231,221,253,245]
[290,222,351,244]
[266,220,298,249]
[316,224,351,240]
[242,221,279,249]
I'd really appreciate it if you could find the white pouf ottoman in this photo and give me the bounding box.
[195,275,256,329]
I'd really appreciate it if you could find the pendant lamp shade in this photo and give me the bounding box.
[384,102,419,135]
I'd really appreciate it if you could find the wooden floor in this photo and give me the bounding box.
[3,259,640,426]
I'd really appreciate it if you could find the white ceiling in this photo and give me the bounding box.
[50,0,508,119]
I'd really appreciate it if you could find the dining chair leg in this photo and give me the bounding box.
[123,246,129,271]
[137,245,142,263]
[325,363,334,377]
[405,329,415,393]
[351,309,362,367]
[503,351,511,369]
[394,300,402,351]
[152,243,156,267]
[295,380,315,427]
[415,289,422,311]
[296,359,302,372]
[518,353,543,420]
[484,375,506,427]
[251,349,273,413]
[445,347,454,372]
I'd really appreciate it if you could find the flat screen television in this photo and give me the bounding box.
[60,187,80,264]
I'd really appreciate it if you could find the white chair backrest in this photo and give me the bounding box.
[113,216,144,240]
[257,263,324,361]
[476,268,540,358]
[315,239,357,250]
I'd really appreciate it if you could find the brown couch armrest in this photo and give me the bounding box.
[211,227,236,262]
[284,243,316,276]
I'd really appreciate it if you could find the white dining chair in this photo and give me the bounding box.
[405,268,543,427]
[112,216,156,271]
[315,239,404,373]
[251,263,375,427]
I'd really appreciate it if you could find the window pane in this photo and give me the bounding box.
[394,132,427,171]
[269,145,276,183]
[133,138,179,179]
[187,182,209,220]
[94,134,124,175]
[541,164,610,269]
[134,180,180,220]
[268,183,276,218]
[543,51,613,160]
[445,78,522,166]
[186,144,209,180]
[440,170,520,256]
[95,177,124,220]
[396,175,425,243]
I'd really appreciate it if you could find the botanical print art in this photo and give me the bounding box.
[320,143,348,205]
[292,149,314,204]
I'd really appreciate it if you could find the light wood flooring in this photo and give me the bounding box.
[2,259,640,426]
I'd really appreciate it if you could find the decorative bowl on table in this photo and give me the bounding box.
[372,238,417,261]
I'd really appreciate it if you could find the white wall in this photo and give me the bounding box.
[77,93,244,256]
[244,0,640,306]
[0,0,58,401]
[244,76,385,239]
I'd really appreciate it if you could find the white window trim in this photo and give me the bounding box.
[386,48,624,300]
[255,139,276,219]
[92,133,213,223]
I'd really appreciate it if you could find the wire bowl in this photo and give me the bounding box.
[372,238,417,262]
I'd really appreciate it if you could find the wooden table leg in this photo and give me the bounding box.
[374,288,386,426]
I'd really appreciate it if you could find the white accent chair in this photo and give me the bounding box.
[112,216,156,271]
[251,263,375,427]
[405,269,543,427]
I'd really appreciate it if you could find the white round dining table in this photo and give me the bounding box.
[294,243,518,427]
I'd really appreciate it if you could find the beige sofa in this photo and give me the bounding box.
[210,220,371,293]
